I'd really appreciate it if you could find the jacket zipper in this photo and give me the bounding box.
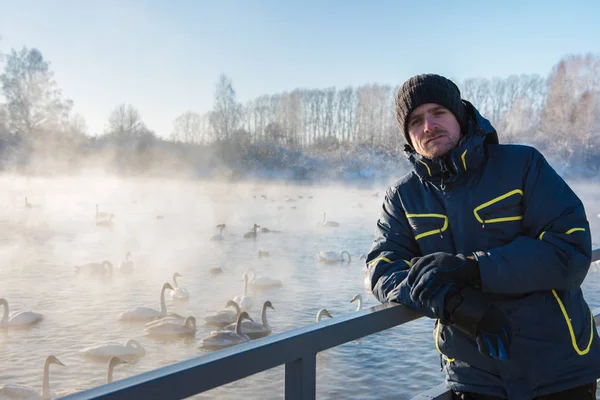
[439,159,447,193]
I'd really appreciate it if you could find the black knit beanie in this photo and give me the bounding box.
[395,74,468,145]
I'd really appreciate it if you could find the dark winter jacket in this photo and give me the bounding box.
[366,101,600,400]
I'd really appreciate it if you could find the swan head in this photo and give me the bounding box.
[108,356,127,368]
[162,282,175,291]
[316,308,333,322]
[184,316,197,328]
[350,294,362,303]
[125,339,146,356]
[103,261,114,272]
[226,300,241,314]
[263,300,274,311]
[244,268,256,281]
[237,311,253,324]
[46,355,65,367]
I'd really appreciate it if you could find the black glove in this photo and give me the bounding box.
[408,252,480,303]
[475,304,513,361]
[443,287,513,361]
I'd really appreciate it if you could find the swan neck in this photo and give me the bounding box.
[160,286,167,314]
[173,275,179,288]
[356,298,362,311]
[242,278,248,296]
[0,300,8,323]
[235,318,242,335]
[107,364,114,383]
[261,305,269,327]
[41,359,51,399]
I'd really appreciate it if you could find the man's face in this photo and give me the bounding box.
[407,103,462,159]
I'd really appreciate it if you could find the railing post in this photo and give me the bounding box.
[285,354,316,400]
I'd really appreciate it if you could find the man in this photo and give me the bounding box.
[366,74,600,400]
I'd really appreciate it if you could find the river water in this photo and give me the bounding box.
[0,175,599,399]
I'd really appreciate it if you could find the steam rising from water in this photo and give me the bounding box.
[0,174,598,398]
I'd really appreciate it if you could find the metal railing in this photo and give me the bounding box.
[62,247,600,400]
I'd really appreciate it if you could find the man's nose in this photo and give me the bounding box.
[423,115,438,133]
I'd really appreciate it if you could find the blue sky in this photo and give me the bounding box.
[0,0,599,137]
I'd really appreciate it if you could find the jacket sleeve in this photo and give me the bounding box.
[477,148,592,295]
[366,186,450,319]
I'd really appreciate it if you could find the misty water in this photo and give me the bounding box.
[0,175,599,399]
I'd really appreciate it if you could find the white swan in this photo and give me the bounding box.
[119,252,134,274]
[0,298,44,328]
[170,272,190,301]
[96,204,112,220]
[245,268,282,290]
[209,224,226,241]
[209,266,223,275]
[118,282,174,321]
[321,212,339,227]
[25,197,40,209]
[316,308,333,322]
[0,355,64,400]
[74,260,113,276]
[80,339,146,361]
[144,316,196,338]
[199,311,253,349]
[257,250,270,258]
[204,300,241,327]
[350,294,363,311]
[243,224,260,239]
[223,300,274,339]
[96,214,114,227]
[144,314,186,329]
[232,273,253,311]
[317,251,351,264]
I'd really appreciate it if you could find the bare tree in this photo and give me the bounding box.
[209,74,241,141]
[538,54,600,172]
[0,104,8,138]
[68,112,88,137]
[106,103,145,138]
[0,47,72,136]
[171,111,202,144]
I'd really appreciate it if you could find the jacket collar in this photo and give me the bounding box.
[404,101,498,184]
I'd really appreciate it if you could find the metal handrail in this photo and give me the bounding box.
[61,247,600,400]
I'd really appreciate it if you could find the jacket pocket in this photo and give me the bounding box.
[406,213,448,241]
[473,189,523,228]
[550,289,595,356]
[434,319,455,362]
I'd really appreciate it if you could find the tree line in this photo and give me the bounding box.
[0,39,599,178]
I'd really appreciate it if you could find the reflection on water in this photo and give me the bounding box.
[0,175,599,399]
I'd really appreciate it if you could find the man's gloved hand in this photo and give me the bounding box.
[475,304,513,361]
[408,252,480,303]
[443,286,514,361]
